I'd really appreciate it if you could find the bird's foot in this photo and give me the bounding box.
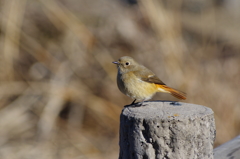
[170,101,181,106]
[134,100,146,107]
[124,100,146,107]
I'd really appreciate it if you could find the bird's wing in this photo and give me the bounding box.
[141,74,166,85]
[134,66,166,85]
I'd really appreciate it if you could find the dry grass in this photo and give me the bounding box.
[0,0,240,158]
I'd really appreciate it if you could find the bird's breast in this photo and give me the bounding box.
[117,71,158,100]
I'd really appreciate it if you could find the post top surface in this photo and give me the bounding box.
[122,101,213,120]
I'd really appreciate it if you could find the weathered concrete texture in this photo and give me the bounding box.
[214,135,240,159]
[119,101,216,159]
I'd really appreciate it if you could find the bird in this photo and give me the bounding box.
[112,56,186,105]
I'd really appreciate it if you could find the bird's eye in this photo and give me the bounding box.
[125,62,130,66]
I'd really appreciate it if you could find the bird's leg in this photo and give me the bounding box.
[131,99,136,105]
[133,100,146,107]
[129,99,146,107]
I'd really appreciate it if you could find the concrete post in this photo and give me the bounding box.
[119,101,216,159]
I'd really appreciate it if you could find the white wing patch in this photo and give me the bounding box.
[148,75,154,78]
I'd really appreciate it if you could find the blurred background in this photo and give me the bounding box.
[0,0,240,158]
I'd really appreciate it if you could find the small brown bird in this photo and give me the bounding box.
[113,56,186,105]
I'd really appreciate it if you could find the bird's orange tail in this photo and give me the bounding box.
[156,84,187,100]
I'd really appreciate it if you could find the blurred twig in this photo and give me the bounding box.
[39,0,95,50]
[1,0,27,80]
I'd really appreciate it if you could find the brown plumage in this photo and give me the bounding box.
[113,56,186,105]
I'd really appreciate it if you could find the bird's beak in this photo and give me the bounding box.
[112,61,119,64]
